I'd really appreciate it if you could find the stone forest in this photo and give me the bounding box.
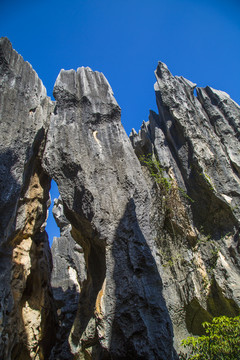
[0,37,240,359]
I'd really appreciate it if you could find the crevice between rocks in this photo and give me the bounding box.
[63,208,107,359]
[46,182,108,359]
[9,157,57,360]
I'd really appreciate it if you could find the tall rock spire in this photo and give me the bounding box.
[0,37,56,360]
[43,65,175,359]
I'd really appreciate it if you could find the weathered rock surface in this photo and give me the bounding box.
[1,38,240,360]
[130,61,240,350]
[0,37,56,359]
[43,66,175,359]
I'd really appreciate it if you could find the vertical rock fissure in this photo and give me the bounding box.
[46,179,61,248]
[9,159,57,360]
[56,207,107,359]
[49,194,108,359]
[73,235,106,357]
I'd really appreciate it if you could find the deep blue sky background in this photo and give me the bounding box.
[1,0,240,245]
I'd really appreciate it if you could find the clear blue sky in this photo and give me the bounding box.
[1,0,240,245]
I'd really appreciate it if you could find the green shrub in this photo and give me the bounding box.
[181,315,240,359]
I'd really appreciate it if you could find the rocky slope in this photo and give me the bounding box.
[0,38,239,359]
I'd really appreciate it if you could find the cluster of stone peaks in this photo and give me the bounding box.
[0,37,240,360]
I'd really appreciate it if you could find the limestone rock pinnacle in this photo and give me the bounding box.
[43,65,175,359]
[0,37,56,360]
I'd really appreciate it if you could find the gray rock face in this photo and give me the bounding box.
[0,38,56,359]
[156,63,239,234]
[43,66,175,359]
[1,38,240,360]
[130,61,240,350]
[0,37,52,244]
[131,62,240,236]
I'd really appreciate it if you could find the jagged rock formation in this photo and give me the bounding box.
[43,66,175,359]
[130,62,240,347]
[0,38,240,359]
[0,38,56,359]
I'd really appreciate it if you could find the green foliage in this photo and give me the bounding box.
[209,247,219,270]
[178,187,195,203]
[139,154,194,203]
[162,253,183,268]
[181,315,240,359]
[139,154,172,193]
[199,171,214,191]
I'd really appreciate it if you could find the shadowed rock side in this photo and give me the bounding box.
[130,62,240,351]
[111,198,175,359]
[0,38,56,359]
[42,67,176,359]
[50,197,87,360]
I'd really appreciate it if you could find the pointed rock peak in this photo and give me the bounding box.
[149,109,158,117]
[77,65,93,72]
[155,61,172,80]
[0,37,47,99]
[141,119,147,128]
[155,63,198,98]
[140,120,149,132]
[0,37,12,54]
[130,128,138,137]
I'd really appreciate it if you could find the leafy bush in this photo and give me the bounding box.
[181,315,240,359]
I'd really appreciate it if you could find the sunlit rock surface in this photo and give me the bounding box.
[1,38,240,359]
[130,61,240,349]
